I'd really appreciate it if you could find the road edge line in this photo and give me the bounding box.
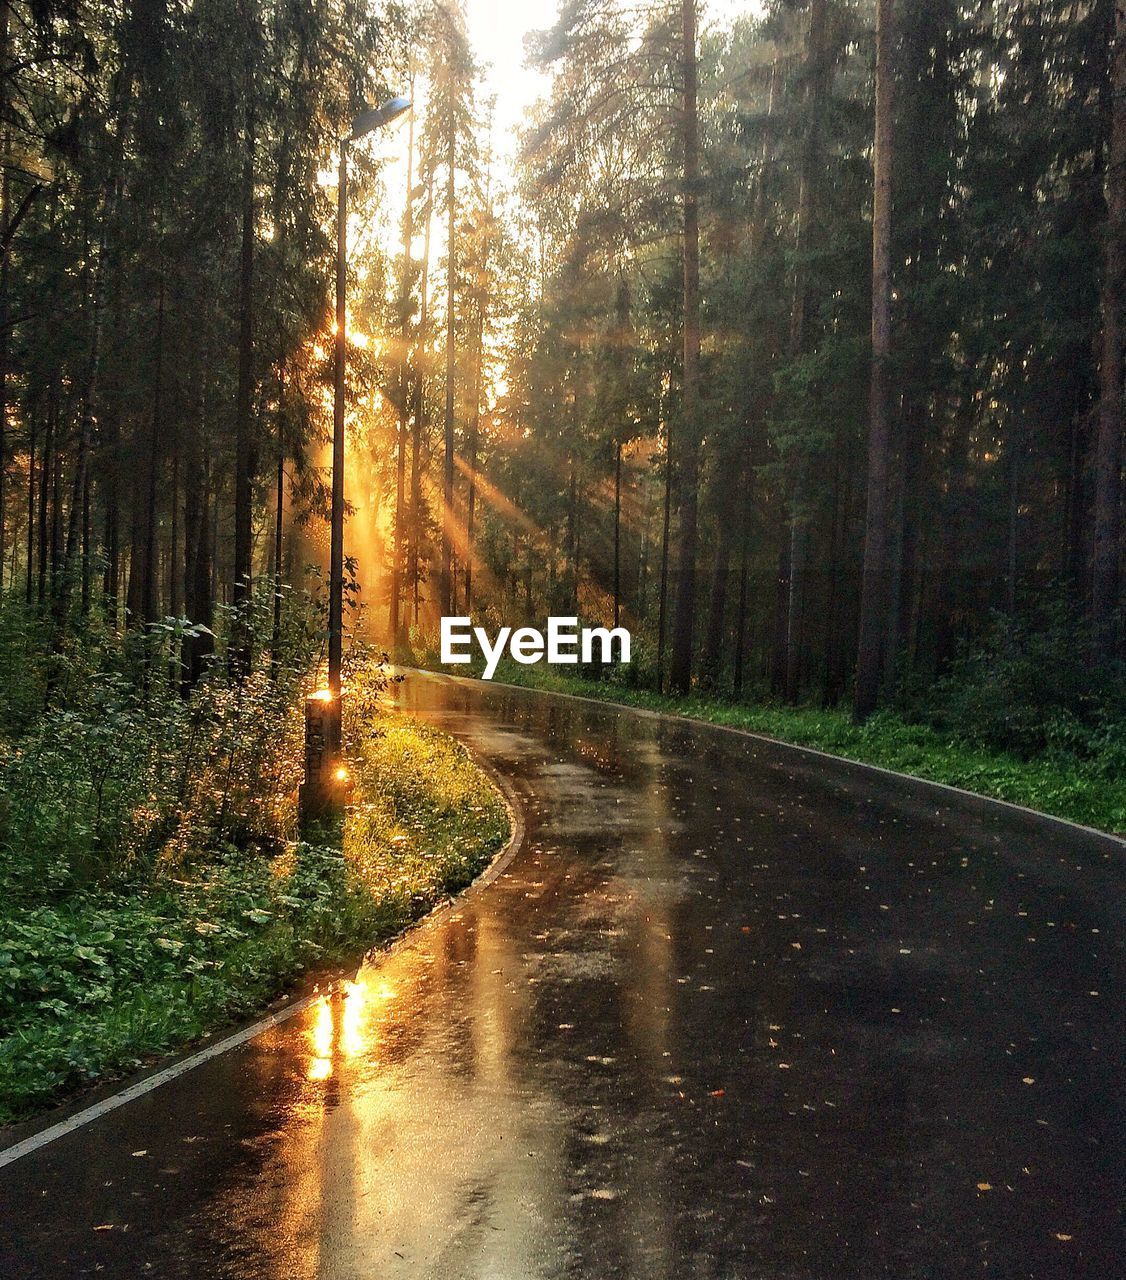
[0,996,321,1170]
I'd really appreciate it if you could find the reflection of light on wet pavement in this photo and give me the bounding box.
[308,997,334,1080]
[340,982,367,1058]
[307,980,399,1080]
[307,1055,333,1082]
[186,675,1124,1280]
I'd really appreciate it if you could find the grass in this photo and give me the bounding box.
[0,694,509,1126]
[433,659,1126,838]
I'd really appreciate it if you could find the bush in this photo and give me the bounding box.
[0,648,510,1123]
[0,581,325,898]
[909,612,1126,765]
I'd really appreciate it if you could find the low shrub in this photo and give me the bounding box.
[0,660,509,1124]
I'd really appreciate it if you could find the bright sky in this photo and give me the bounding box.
[463,0,765,171]
[355,0,766,330]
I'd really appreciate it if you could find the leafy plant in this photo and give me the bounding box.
[0,643,508,1125]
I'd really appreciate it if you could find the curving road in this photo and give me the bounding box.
[1,672,1123,1279]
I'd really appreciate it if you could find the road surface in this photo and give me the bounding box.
[1,672,1122,1278]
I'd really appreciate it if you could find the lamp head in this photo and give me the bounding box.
[349,96,412,141]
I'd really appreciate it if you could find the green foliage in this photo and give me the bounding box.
[908,613,1126,769]
[0,583,323,898]
[0,661,509,1124]
[0,601,51,740]
[346,667,509,906]
[0,845,355,1120]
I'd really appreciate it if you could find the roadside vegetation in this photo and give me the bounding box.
[0,593,508,1126]
[431,613,1126,837]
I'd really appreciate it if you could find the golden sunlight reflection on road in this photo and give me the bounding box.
[305,979,396,1081]
[209,689,695,1279]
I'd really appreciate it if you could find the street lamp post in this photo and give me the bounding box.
[328,95,412,703]
[327,136,349,709]
[304,94,411,829]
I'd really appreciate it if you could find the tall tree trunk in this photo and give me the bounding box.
[81,468,91,615]
[770,528,789,693]
[524,541,533,618]
[854,0,895,721]
[466,297,482,613]
[211,493,220,603]
[670,0,701,695]
[784,0,828,703]
[823,427,848,703]
[733,445,754,697]
[142,277,164,626]
[882,457,905,692]
[37,390,54,604]
[613,439,622,628]
[25,415,35,604]
[701,495,733,688]
[784,494,809,701]
[390,85,415,649]
[232,90,256,667]
[440,117,456,617]
[889,388,926,684]
[270,361,285,677]
[636,470,652,617]
[656,420,672,692]
[50,441,61,595]
[100,276,124,626]
[567,452,580,611]
[1092,0,1125,655]
[169,434,180,618]
[466,141,492,616]
[183,359,214,690]
[1006,426,1021,615]
[0,0,9,581]
[0,145,8,582]
[61,216,108,612]
[1066,413,1085,599]
[410,165,435,626]
[102,412,119,623]
[574,482,582,610]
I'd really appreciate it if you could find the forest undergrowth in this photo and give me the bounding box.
[0,592,508,1125]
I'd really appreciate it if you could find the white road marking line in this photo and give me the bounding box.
[0,995,318,1171]
[428,669,1124,851]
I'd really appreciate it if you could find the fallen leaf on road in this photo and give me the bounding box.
[976,1182,992,1192]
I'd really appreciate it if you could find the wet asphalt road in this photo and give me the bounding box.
[0,672,1123,1279]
